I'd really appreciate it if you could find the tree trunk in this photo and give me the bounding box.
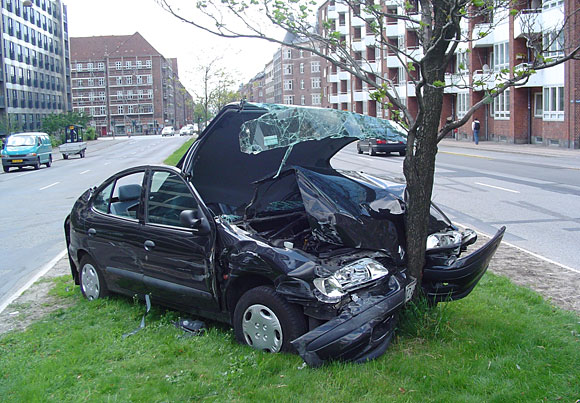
[403,76,444,287]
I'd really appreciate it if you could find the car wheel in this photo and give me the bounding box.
[399,150,406,157]
[357,143,362,154]
[233,286,307,353]
[46,155,52,167]
[80,150,85,158]
[33,158,40,170]
[63,154,69,160]
[369,147,376,156]
[3,166,9,173]
[79,256,109,301]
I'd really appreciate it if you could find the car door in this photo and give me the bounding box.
[83,169,148,294]
[140,168,218,311]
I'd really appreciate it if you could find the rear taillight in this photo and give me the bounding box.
[376,139,386,144]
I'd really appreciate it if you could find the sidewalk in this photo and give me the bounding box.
[440,138,580,159]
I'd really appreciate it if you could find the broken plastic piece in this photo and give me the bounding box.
[122,294,151,338]
[174,318,206,336]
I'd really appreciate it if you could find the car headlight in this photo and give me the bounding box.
[26,153,37,157]
[313,258,389,303]
[426,231,462,251]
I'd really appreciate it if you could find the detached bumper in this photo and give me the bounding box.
[291,276,410,367]
[422,226,506,302]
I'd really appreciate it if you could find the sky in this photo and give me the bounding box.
[63,0,281,97]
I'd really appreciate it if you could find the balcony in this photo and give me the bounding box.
[338,93,350,103]
[338,71,350,80]
[328,73,339,83]
[386,54,402,68]
[385,23,400,37]
[351,16,365,27]
[407,46,423,60]
[353,90,370,102]
[334,2,349,13]
[444,72,469,93]
[472,23,494,47]
[472,69,496,91]
[352,40,364,52]
[329,94,340,104]
[337,25,349,35]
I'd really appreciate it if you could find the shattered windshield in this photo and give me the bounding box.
[239,104,407,154]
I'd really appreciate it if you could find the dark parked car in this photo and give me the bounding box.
[65,103,504,366]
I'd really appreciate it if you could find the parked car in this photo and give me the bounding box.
[161,126,175,136]
[65,103,504,366]
[1,132,52,173]
[356,124,407,156]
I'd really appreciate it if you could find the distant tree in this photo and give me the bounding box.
[0,115,23,136]
[41,112,92,137]
[159,0,579,288]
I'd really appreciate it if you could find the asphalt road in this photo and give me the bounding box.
[0,135,191,311]
[331,143,580,271]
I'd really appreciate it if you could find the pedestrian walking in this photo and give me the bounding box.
[472,118,480,145]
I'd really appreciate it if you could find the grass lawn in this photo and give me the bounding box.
[0,273,578,401]
[163,138,196,166]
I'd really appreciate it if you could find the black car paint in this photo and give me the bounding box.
[67,102,505,366]
[357,138,406,156]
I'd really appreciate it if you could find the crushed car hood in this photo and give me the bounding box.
[182,103,407,213]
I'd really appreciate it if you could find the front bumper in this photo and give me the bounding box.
[291,274,412,367]
[2,156,37,168]
[422,226,506,302]
[372,143,406,153]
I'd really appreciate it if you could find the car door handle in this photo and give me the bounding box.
[144,240,156,251]
[87,228,96,236]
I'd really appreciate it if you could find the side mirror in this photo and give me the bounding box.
[179,210,210,234]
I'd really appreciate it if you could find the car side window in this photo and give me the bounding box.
[108,172,145,219]
[147,171,199,228]
[93,182,114,214]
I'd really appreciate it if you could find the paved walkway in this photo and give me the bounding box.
[440,138,580,159]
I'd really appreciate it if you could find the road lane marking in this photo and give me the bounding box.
[15,171,34,178]
[440,151,493,160]
[39,182,60,190]
[80,170,90,175]
[0,249,68,315]
[103,162,111,166]
[475,182,520,194]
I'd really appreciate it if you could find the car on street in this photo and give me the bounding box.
[356,124,407,156]
[179,125,195,136]
[1,132,53,172]
[161,126,175,136]
[65,103,505,366]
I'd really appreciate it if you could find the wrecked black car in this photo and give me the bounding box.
[65,103,505,366]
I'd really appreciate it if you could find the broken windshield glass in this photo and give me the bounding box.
[239,104,407,154]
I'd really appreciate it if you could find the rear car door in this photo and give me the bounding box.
[140,168,217,311]
[83,169,148,294]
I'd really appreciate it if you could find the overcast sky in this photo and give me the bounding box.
[64,0,280,96]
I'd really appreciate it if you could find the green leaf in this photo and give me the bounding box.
[509,8,518,16]
[472,0,484,7]
[407,62,416,71]
[433,80,445,87]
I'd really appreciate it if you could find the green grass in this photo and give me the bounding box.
[1,273,578,401]
[164,138,196,166]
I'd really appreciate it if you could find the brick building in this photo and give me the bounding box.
[70,32,193,136]
[0,0,72,134]
[315,0,578,148]
[240,33,329,108]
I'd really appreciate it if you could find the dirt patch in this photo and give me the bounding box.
[0,235,578,336]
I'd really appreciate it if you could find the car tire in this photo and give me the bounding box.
[33,158,40,170]
[79,255,109,301]
[369,147,376,156]
[63,154,69,160]
[3,166,9,173]
[399,150,406,157]
[80,150,85,158]
[46,155,52,167]
[233,286,307,354]
[357,143,363,154]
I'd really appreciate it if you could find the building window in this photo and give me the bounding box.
[543,30,564,58]
[126,76,132,85]
[284,49,292,59]
[284,95,294,104]
[311,93,321,105]
[457,93,469,119]
[138,90,143,99]
[98,62,104,70]
[301,95,305,105]
[534,92,543,117]
[300,63,304,74]
[115,61,122,70]
[493,89,510,119]
[283,64,293,75]
[542,86,564,120]
[117,105,124,114]
[76,63,82,71]
[311,61,320,73]
[127,90,133,100]
[147,75,152,84]
[117,90,123,100]
[493,42,509,71]
[145,60,151,68]
[100,106,106,115]
[300,79,305,89]
[125,60,132,69]
[87,62,93,71]
[283,79,293,90]
[311,77,321,89]
[137,75,143,84]
[88,79,94,86]
[98,78,105,86]
[299,50,304,58]
[456,51,468,73]
[147,89,153,98]
[542,0,563,9]
[128,104,134,113]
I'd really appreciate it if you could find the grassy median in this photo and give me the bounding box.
[1,140,578,401]
[163,137,196,166]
